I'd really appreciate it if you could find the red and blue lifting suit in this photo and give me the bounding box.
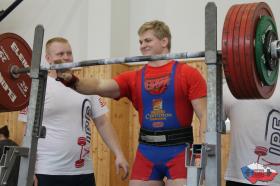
[114,61,206,180]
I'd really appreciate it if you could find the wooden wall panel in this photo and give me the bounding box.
[221,134,230,186]
[0,61,230,186]
[81,65,112,186]
[0,111,24,145]
[109,64,131,186]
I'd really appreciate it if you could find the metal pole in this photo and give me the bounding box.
[205,2,222,186]
[17,25,47,186]
[0,0,23,22]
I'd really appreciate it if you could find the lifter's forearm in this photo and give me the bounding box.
[74,77,100,95]
[74,77,121,99]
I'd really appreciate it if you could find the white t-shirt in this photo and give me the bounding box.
[18,77,108,175]
[223,81,280,186]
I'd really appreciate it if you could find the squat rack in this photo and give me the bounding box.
[0,2,223,186]
[186,3,223,186]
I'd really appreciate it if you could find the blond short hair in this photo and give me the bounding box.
[138,20,171,51]
[45,37,69,54]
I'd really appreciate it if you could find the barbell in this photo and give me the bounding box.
[0,2,279,112]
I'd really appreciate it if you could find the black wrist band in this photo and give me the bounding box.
[56,74,79,89]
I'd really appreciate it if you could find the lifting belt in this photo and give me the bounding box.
[139,127,193,146]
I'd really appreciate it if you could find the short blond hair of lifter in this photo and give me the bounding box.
[138,20,171,51]
[45,37,69,54]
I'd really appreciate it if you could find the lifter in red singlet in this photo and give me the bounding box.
[57,20,207,186]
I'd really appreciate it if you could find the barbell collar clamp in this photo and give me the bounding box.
[271,40,280,59]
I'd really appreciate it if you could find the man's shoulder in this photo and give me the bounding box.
[114,70,138,84]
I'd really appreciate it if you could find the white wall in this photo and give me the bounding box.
[0,0,280,63]
[111,0,129,57]
[129,0,280,55]
[87,0,111,59]
[0,0,112,64]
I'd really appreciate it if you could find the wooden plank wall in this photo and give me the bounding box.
[0,61,230,186]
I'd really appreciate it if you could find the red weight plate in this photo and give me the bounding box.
[228,5,246,98]
[244,3,264,98]
[221,5,231,91]
[239,4,259,98]
[223,3,260,98]
[245,2,276,98]
[232,4,252,98]
[223,2,277,99]
[0,33,32,112]
[238,3,260,98]
[222,4,241,98]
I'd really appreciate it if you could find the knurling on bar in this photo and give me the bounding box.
[11,51,206,74]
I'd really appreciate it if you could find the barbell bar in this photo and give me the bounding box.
[11,51,206,74]
[0,2,280,112]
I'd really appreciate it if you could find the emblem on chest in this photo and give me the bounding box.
[145,98,173,122]
[144,74,170,94]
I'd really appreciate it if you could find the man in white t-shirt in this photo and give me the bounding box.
[223,80,280,186]
[18,37,129,186]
